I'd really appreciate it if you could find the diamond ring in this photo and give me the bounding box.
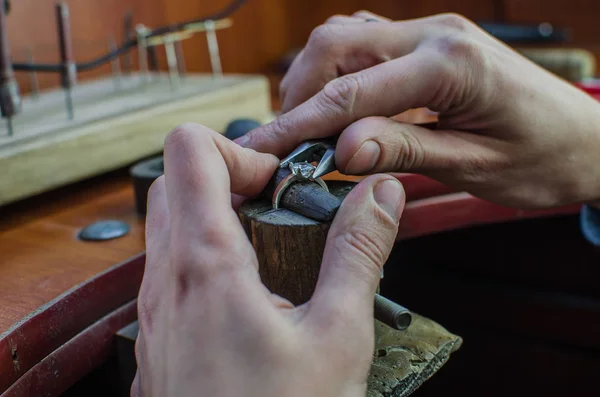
[272,162,329,209]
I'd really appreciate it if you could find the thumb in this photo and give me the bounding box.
[335,116,501,176]
[308,174,405,330]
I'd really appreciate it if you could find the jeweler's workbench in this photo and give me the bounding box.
[1,73,599,397]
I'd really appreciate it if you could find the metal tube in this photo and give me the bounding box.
[55,2,76,120]
[164,38,180,90]
[204,19,223,79]
[26,48,40,99]
[122,11,134,74]
[136,24,149,85]
[174,40,186,78]
[108,36,122,90]
[374,294,412,331]
[0,0,20,136]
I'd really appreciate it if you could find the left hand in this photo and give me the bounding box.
[132,123,405,397]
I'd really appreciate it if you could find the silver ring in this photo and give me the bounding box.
[272,162,329,209]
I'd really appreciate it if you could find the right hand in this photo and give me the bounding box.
[238,11,600,209]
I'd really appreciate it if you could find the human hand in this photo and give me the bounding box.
[132,123,405,397]
[237,11,600,209]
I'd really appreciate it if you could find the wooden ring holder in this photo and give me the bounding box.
[239,180,462,396]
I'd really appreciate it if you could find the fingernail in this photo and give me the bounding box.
[234,134,250,148]
[345,140,380,174]
[373,179,404,223]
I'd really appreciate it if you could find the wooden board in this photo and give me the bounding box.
[0,72,272,206]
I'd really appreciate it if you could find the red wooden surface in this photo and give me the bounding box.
[0,254,144,394]
[3,300,138,397]
[398,191,582,241]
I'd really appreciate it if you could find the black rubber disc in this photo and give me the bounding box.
[130,156,164,215]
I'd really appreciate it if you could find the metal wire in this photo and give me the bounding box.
[11,0,248,73]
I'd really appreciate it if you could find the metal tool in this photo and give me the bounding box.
[108,36,122,91]
[25,48,39,99]
[280,139,413,330]
[163,35,180,90]
[135,24,151,85]
[122,11,134,75]
[204,19,223,79]
[279,138,338,180]
[0,0,20,136]
[55,2,76,120]
[375,294,412,330]
[174,39,187,78]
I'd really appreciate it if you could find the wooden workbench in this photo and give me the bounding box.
[1,81,600,396]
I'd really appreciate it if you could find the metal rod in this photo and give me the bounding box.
[26,48,40,99]
[108,36,122,90]
[122,10,134,74]
[55,2,76,120]
[164,38,180,90]
[6,116,12,136]
[374,294,412,331]
[174,39,187,78]
[64,87,73,120]
[204,19,223,79]
[0,0,20,136]
[136,24,149,85]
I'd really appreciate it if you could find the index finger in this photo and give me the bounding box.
[163,123,278,255]
[237,50,444,157]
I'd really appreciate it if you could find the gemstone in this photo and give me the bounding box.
[289,162,315,180]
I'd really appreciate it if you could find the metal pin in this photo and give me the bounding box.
[374,294,412,331]
[26,48,39,99]
[122,11,134,75]
[64,87,73,120]
[164,37,180,90]
[136,24,149,85]
[204,20,223,79]
[55,2,76,120]
[0,0,21,136]
[174,39,186,78]
[6,116,12,136]
[108,36,122,90]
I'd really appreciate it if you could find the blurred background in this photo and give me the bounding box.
[7,0,600,98]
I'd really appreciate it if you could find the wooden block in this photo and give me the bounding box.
[239,180,462,396]
[0,73,272,206]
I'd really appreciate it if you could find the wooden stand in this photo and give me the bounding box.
[0,73,272,206]
[239,180,463,396]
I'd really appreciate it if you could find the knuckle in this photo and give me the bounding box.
[325,14,346,24]
[307,24,338,52]
[336,228,388,274]
[164,122,207,150]
[433,13,474,32]
[353,9,373,16]
[169,229,246,285]
[458,152,506,184]
[433,33,479,62]
[321,75,360,115]
[390,130,427,170]
[267,114,295,141]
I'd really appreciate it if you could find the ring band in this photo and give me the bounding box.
[272,174,329,209]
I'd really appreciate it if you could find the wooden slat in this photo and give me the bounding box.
[0,73,272,206]
[2,300,138,397]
